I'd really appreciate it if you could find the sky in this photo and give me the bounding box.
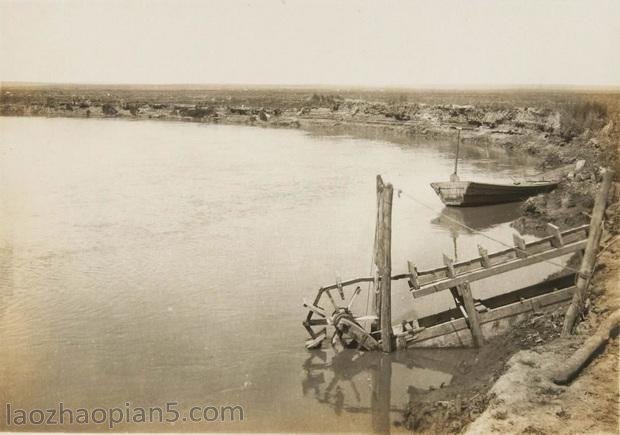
[1,0,619,87]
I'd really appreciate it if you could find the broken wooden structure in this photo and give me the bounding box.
[303,173,606,352]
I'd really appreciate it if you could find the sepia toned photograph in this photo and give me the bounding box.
[1,1,618,433]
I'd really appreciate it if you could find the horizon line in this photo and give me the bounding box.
[2,81,620,93]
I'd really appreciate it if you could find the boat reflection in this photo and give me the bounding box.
[302,349,457,432]
[430,203,521,261]
[431,203,521,235]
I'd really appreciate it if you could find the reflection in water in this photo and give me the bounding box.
[431,203,522,235]
[302,349,456,432]
[430,203,522,261]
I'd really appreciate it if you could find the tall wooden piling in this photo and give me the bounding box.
[373,175,394,352]
[372,176,384,330]
[561,169,614,337]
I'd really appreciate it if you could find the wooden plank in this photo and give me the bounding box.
[305,318,328,326]
[405,286,575,346]
[322,276,374,291]
[479,286,575,324]
[314,224,588,297]
[305,329,327,349]
[460,282,485,347]
[411,239,586,298]
[413,224,588,284]
[404,317,468,343]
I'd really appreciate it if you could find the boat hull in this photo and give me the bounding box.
[430,180,558,207]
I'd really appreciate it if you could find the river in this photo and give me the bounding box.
[0,117,563,432]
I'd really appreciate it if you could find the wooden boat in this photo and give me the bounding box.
[431,128,558,206]
[431,179,558,206]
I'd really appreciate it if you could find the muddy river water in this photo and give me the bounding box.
[0,117,564,432]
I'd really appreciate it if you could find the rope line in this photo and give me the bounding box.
[394,187,582,274]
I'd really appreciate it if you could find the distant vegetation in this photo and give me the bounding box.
[558,101,608,141]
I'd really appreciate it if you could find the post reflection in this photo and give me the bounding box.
[301,349,456,433]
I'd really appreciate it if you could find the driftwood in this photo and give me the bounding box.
[561,169,614,336]
[552,309,620,385]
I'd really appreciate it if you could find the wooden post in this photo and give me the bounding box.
[451,127,462,181]
[379,180,394,353]
[460,282,485,347]
[443,253,456,278]
[547,223,564,248]
[478,244,490,268]
[372,176,384,332]
[561,169,614,336]
[513,234,527,258]
[407,261,420,290]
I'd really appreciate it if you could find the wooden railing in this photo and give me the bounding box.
[303,223,589,347]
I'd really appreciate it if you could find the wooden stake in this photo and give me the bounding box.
[407,261,420,289]
[460,282,485,347]
[513,234,527,258]
[443,253,456,278]
[478,244,490,268]
[379,181,394,352]
[372,175,384,331]
[547,223,564,248]
[562,169,614,336]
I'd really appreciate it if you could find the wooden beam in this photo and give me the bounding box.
[411,238,587,298]
[316,224,588,292]
[460,282,484,347]
[413,224,588,286]
[562,169,615,336]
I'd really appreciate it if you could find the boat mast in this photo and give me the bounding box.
[451,127,461,181]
